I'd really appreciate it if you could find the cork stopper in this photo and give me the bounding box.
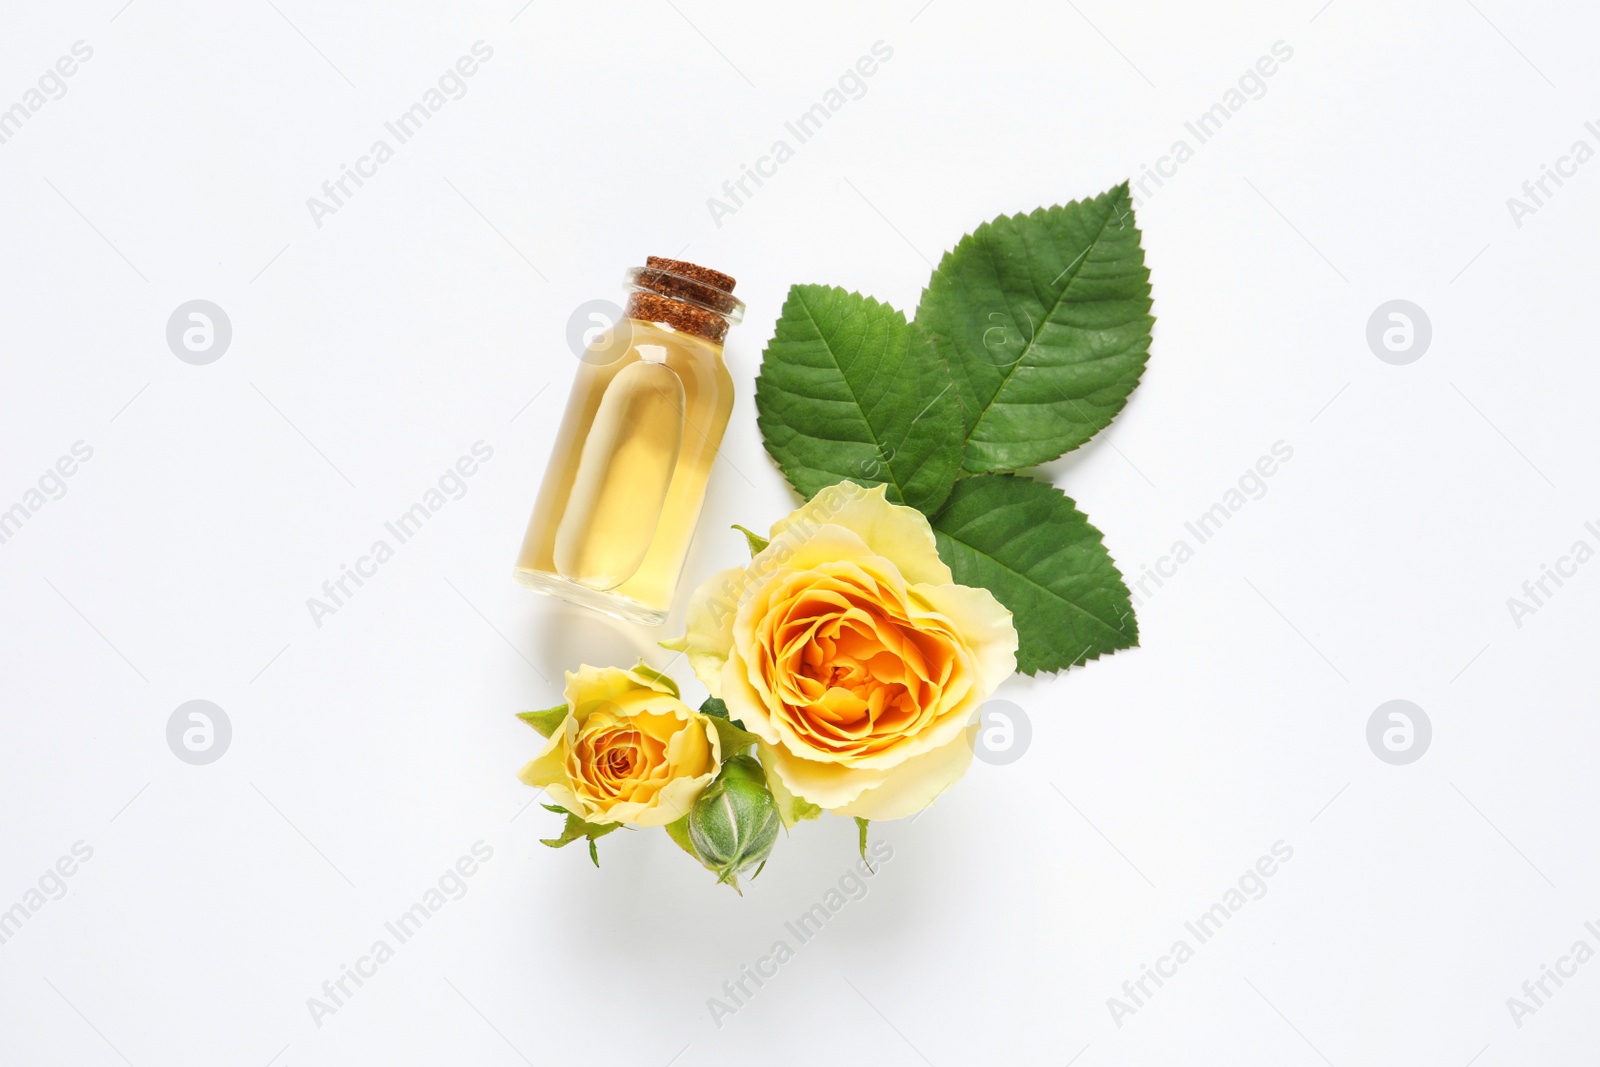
[625,257,744,344]
[645,256,736,296]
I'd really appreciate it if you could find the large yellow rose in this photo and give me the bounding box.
[666,482,1017,820]
[518,665,720,827]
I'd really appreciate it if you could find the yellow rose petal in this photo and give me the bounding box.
[909,581,1019,697]
[662,566,748,694]
[667,480,1020,821]
[521,665,720,827]
[765,741,891,809]
[834,728,977,821]
[767,482,951,586]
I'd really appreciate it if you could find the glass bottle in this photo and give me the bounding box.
[514,257,743,626]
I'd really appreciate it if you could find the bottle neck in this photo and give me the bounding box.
[623,258,744,345]
[624,290,733,344]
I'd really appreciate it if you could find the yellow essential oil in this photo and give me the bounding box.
[514,258,742,625]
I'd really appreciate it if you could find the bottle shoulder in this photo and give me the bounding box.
[600,319,732,389]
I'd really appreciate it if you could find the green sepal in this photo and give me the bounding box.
[539,806,623,866]
[732,524,770,556]
[630,660,680,698]
[664,815,699,860]
[700,695,756,740]
[708,711,760,760]
[700,696,762,762]
[854,817,873,871]
[517,705,567,738]
[689,754,781,895]
[759,744,823,828]
[664,814,724,885]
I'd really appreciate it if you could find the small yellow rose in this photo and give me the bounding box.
[666,482,1018,820]
[518,665,720,827]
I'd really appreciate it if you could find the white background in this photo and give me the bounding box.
[1,1,1596,1064]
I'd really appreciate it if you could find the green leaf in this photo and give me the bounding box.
[732,524,770,556]
[931,474,1137,675]
[517,705,567,738]
[854,817,873,872]
[916,185,1154,473]
[756,284,964,514]
[629,660,680,698]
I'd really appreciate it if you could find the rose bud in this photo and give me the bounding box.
[688,754,780,892]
